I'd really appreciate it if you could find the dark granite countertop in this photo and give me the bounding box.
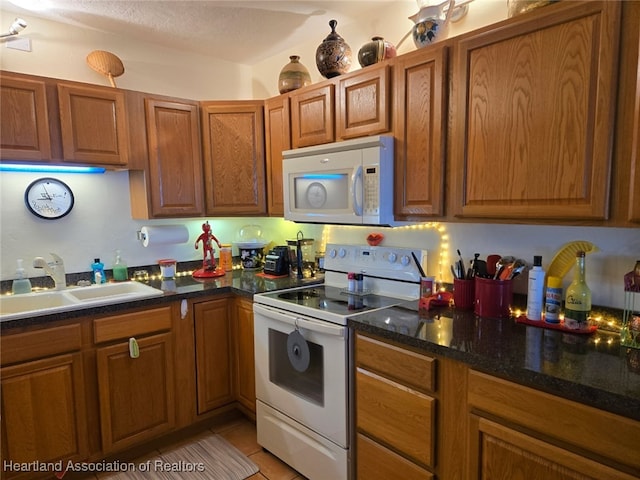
[348,301,640,422]
[0,269,323,330]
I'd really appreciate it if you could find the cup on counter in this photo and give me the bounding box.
[474,277,513,318]
[158,259,177,278]
[453,278,475,310]
[420,276,436,298]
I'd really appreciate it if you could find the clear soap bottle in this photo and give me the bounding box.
[113,250,128,281]
[12,259,32,294]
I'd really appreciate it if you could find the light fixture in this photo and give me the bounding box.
[0,18,27,38]
[0,163,106,174]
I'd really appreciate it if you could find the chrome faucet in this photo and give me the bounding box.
[33,253,66,290]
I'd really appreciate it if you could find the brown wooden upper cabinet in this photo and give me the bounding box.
[627,3,640,223]
[58,83,129,166]
[394,46,448,219]
[290,83,335,148]
[450,1,620,221]
[0,73,52,162]
[337,63,390,139]
[201,101,266,216]
[130,97,204,219]
[264,96,291,216]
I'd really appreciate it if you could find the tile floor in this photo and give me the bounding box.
[216,417,307,480]
[90,416,306,480]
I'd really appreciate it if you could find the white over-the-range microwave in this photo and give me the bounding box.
[282,135,395,226]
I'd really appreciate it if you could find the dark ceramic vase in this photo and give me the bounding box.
[315,19,352,79]
[357,36,397,68]
[278,55,312,94]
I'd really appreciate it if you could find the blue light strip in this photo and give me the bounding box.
[301,173,344,179]
[0,163,106,174]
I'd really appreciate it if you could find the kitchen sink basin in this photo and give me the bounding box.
[0,291,79,314]
[0,282,165,322]
[65,281,165,302]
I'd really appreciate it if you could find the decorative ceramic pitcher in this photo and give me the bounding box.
[409,0,456,49]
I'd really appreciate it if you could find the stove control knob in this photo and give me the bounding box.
[388,252,397,263]
[338,248,347,258]
[328,248,337,258]
[400,254,411,266]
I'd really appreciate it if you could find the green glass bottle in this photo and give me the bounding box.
[564,251,591,330]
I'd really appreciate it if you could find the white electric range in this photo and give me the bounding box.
[253,243,424,480]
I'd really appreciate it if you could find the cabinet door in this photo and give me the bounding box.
[264,96,291,216]
[290,84,335,148]
[194,298,233,414]
[451,1,620,220]
[467,416,637,480]
[338,64,390,139]
[394,46,448,218]
[201,101,266,215]
[144,98,204,217]
[629,12,640,222]
[1,353,88,471]
[233,297,255,415]
[58,83,129,166]
[0,74,52,161]
[96,332,175,453]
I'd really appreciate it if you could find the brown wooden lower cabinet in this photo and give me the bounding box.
[354,332,640,480]
[233,296,256,416]
[468,416,637,480]
[355,333,437,478]
[0,323,88,480]
[1,353,89,478]
[194,297,234,414]
[96,331,175,454]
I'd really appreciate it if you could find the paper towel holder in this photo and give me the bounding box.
[136,230,147,243]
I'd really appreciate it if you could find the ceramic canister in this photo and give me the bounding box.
[357,36,397,67]
[315,19,352,78]
[278,55,312,94]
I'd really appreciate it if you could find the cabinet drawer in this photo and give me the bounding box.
[356,368,435,468]
[468,369,640,472]
[355,333,436,393]
[94,306,172,343]
[1,323,82,365]
[356,433,434,480]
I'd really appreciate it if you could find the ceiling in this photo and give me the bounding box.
[1,0,415,65]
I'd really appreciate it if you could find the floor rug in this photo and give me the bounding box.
[101,433,259,480]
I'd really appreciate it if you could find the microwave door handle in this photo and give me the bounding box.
[352,165,363,216]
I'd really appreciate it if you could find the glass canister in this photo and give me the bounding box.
[219,244,233,272]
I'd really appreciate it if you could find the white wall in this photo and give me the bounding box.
[0,170,324,278]
[0,8,253,99]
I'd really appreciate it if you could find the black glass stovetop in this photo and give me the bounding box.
[263,285,402,316]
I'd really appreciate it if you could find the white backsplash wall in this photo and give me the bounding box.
[326,224,640,310]
[0,170,323,280]
[1,170,638,309]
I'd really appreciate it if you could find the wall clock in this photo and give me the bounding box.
[24,177,75,219]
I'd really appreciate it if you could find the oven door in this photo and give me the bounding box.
[253,303,348,447]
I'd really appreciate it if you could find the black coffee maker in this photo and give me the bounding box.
[264,246,290,276]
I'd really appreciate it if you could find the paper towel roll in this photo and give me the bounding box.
[140,225,189,247]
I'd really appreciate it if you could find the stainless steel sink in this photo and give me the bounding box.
[0,282,165,322]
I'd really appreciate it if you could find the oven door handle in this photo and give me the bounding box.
[254,304,346,337]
